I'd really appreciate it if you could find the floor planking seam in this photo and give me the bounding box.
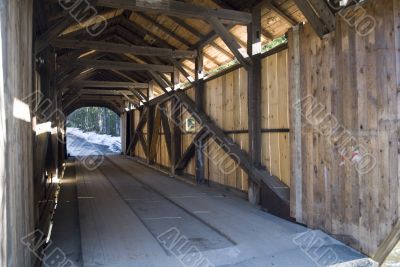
[76,164,110,264]
[96,162,181,256]
[104,156,238,246]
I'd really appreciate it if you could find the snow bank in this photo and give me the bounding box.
[67,127,121,153]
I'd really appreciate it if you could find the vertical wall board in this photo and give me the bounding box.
[288,0,400,257]
[1,0,34,265]
[392,0,400,257]
[260,50,291,186]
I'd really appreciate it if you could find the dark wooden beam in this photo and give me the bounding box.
[57,67,94,90]
[195,49,206,184]
[77,59,174,72]
[175,128,210,172]
[75,89,135,95]
[120,17,173,50]
[35,16,75,54]
[148,71,170,93]
[170,59,194,84]
[292,0,326,37]
[175,91,289,207]
[51,38,197,58]
[307,0,335,32]
[196,23,235,49]
[146,105,155,163]
[263,0,296,26]
[138,13,194,48]
[373,220,400,264]
[119,17,220,67]
[95,0,252,24]
[126,107,147,154]
[72,80,149,88]
[247,5,263,204]
[208,17,252,69]
[160,105,172,160]
[170,68,182,174]
[138,131,148,157]
[128,89,147,105]
[209,0,237,9]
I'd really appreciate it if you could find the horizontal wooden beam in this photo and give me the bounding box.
[51,39,197,58]
[77,59,174,72]
[74,89,135,96]
[71,95,126,100]
[73,80,149,88]
[95,0,252,24]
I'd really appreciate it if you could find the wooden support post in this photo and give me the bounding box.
[171,68,182,175]
[288,25,303,221]
[247,6,262,204]
[147,104,155,164]
[195,49,206,184]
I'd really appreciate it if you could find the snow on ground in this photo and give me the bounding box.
[67,127,121,155]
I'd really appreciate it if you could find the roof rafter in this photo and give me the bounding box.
[77,59,175,72]
[292,0,327,37]
[95,0,252,24]
[208,17,252,69]
[72,80,149,88]
[51,38,197,58]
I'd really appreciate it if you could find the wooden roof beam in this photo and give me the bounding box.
[292,0,326,37]
[170,58,194,84]
[77,59,174,72]
[72,80,149,88]
[95,0,252,24]
[35,16,75,54]
[137,13,194,48]
[262,0,296,26]
[307,0,335,32]
[208,17,252,69]
[168,17,234,59]
[119,17,218,68]
[148,71,171,93]
[51,38,197,58]
[75,89,135,96]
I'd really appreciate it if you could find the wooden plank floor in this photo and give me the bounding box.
[49,155,374,267]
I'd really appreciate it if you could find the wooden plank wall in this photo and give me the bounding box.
[131,49,290,192]
[288,0,400,257]
[261,51,291,186]
[1,0,35,266]
[202,68,250,190]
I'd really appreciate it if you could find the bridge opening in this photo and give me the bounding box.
[66,107,121,156]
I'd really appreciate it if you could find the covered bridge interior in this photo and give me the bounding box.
[1,0,399,266]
